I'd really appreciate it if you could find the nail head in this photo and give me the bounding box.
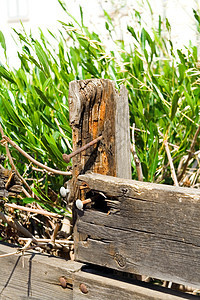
[76,199,83,210]
[59,276,67,288]
[63,154,70,163]
[60,186,67,197]
[79,283,88,294]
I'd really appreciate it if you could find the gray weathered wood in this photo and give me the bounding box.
[73,268,197,300]
[75,172,200,288]
[0,243,82,300]
[0,243,197,299]
[115,84,132,179]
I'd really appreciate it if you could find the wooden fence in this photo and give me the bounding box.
[76,172,200,289]
[0,243,197,299]
[0,79,200,299]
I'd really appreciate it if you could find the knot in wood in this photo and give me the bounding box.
[121,188,128,195]
[114,253,126,268]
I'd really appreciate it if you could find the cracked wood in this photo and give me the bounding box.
[75,172,200,288]
[68,79,131,201]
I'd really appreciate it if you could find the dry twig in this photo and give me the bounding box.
[0,211,38,244]
[0,124,34,197]
[178,124,200,182]
[51,221,61,244]
[21,187,32,198]
[0,243,47,258]
[18,237,74,244]
[0,124,72,176]
[163,139,179,186]
[4,203,62,218]
[131,124,143,181]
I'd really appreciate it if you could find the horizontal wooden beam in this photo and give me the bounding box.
[73,268,196,300]
[0,243,196,300]
[75,173,200,288]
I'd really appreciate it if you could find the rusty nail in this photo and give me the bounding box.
[59,276,67,288]
[63,135,102,163]
[79,283,88,294]
[82,198,92,205]
[76,198,92,210]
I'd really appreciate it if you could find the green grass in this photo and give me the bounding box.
[1,3,200,209]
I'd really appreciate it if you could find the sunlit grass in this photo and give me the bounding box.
[0,4,200,201]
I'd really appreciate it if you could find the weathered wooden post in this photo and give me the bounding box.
[67,79,200,293]
[67,79,131,201]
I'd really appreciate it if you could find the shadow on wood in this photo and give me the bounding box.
[0,243,81,300]
[75,172,200,289]
[0,243,198,299]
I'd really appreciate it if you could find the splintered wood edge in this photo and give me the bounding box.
[78,172,200,203]
[68,79,132,181]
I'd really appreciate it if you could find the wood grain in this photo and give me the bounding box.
[73,267,197,300]
[75,172,200,288]
[68,79,131,202]
[69,79,117,178]
[115,84,132,179]
[0,243,197,299]
[0,243,82,300]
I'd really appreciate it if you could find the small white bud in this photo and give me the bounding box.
[60,186,67,197]
[76,199,83,210]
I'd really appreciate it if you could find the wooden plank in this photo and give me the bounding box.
[74,173,200,288]
[0,242,82,300]
[67,79,131,202]
[73,268,197,300]
[1,244,196,300]
[115,84,131,179]
[78,173,200,202]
